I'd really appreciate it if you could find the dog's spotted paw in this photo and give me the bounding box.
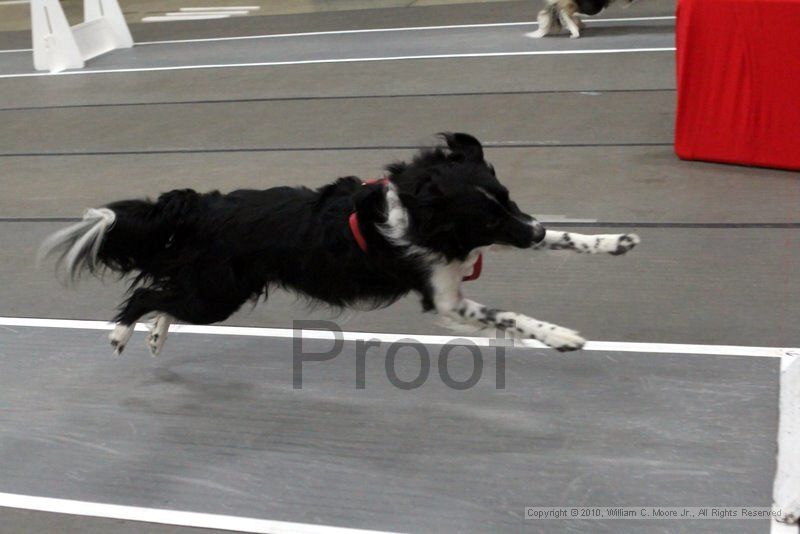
[109,324,134,356]
[538,325,586,352]
[146,314,170,356]
[609,233,640,256]
[147,331,163,356]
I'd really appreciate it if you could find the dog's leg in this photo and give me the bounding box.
[429,263,585,351]
[527,6,557,38]
[147,313,172,356]
[558,1,582,38]
[109,323,134,356]
[532,229,640,255]
[110,288,176,356]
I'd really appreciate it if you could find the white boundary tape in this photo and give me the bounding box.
[0,492,399,534]
[0,316,794,358]
[0,315,797,527]
[0,47,677,79]
[774,353,800,525]
[0,15,676,53]
[133,15,677,47]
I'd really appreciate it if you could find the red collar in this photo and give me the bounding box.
[348,211,370,252]
[349,178,482,282]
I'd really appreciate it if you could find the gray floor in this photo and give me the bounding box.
[1,0,797,532]
[0,19,675,76]
[0,327,781,533]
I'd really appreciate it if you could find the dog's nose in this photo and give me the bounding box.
[531,222,546,244]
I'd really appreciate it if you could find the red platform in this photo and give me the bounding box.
[675,0,800,171]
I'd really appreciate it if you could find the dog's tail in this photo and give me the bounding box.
[37,189,202,285]
[37,208,117,284]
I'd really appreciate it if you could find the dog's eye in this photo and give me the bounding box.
[485,219,501,230]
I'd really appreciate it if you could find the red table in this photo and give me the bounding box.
[675,0,800,171]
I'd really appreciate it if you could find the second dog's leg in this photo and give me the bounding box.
[429,264,585,351]
[527,8,556,38]
[533,229,640,255]
[147,314,172,356]
[558,2,582,38]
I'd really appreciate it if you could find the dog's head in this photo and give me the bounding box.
[386,133,545,260]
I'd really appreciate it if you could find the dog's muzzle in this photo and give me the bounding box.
[531,221,546,244]
[502,218,545,248]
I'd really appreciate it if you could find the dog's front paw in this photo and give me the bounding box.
[539,324,586,352]
[526,30,548,39]
[609,233,640,256]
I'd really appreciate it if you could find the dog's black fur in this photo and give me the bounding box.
[41,132,642,354]
[41,133,542,328]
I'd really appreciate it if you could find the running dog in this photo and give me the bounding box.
[39,133,640,356]
[527,0,637,39]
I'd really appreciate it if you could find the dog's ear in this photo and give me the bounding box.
[440,132,484,162]
[413,205,456,239]
[403,177,457,239]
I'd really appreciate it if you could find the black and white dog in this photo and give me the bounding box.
[39,133,639,355]
[527,0,637,39]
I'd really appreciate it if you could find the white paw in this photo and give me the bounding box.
[147,331,165,357]
[539,324,586,352]
[146,315,170,356]
[569,32,580,39]
[609,233,641,256]
[526,30,547,39]
[109,324,134,356]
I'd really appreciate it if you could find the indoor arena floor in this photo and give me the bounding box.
[0,1,798,533]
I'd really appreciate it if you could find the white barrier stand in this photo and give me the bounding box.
[30,0,133,73]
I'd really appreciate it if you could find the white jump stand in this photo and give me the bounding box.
[30,0,133,73]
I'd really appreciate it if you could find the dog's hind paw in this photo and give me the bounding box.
[538,325,586,352]
[146,315,170,356]
[109,324,134,356]
[147,331,164,357]
[526,30,548,39]
[609,233,640,256]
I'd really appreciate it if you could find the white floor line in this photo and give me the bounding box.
[0,47,676,79]
[0,14,676,54]
[165,11,250,16]
[142,15,231,22]
[538,215,599,223]
[133,15,676,47]
[774,353,800,525]
[0,316,795,358]
[0,492,399,534]
[1,316,797,528]
[179,5,260,11]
